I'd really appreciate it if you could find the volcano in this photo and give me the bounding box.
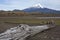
[23,4,60,13]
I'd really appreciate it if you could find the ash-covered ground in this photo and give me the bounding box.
[26,25,60,40]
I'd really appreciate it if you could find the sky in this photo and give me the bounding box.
[0,0,60,11]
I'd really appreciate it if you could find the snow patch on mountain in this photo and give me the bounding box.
[32,3,44,8]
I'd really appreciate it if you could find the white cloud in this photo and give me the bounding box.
[0,0,60,10]
[0,0,22,10]
[44,0,60,10]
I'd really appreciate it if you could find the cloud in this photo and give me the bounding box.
[46,0,60,5]
[0,0,34,10]
[0,0,22,10]
[0,0,60,10]
[44,0,60,10]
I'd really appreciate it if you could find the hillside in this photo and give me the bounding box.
[0,10,60,17]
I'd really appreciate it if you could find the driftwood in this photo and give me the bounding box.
[0,23,55,40]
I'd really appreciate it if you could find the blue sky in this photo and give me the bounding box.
[0,0,60,10]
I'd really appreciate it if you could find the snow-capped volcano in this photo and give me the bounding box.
[23,3,60,13]
[32,3,44,8]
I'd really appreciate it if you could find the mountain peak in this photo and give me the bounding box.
[32,3,44,8]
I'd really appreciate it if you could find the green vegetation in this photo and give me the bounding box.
[0,11,60,25]
[0,18,60,25]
